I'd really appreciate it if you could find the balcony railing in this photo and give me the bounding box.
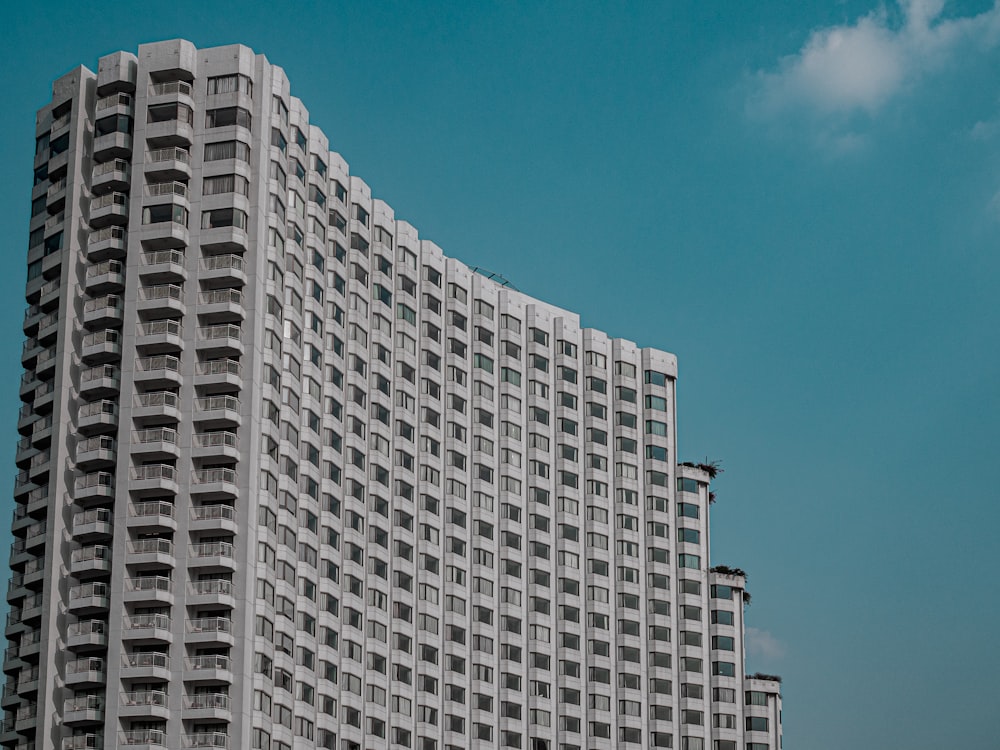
[199,288,243,306]
[145,181,187,198]
[88,226,126,245]
[125,576,172,593]
[195,359,241,377]
[93,157,130,176]
[66,657,104,675]
[149,81,192,97]
[193,504,236,522]
[67,619,106,638]
[197,324,242,341]
[148,146,190,164]
[69,582,108,600]
[186,654,230,671]
[186,692,230,710]
[195,395,239,412]
[78,400,116,418]
[189,579,232,597]
[122,651,168,669]
[193,431,238,451]
[120,729,166,746]
[190,541,234,558]
[125,613,170,631]
[87,260,123,278]
[134,427,178,444]
[138,319,181,337]
[120,689,167,707]
[64,693,104,712]
[188,617,232,634]
[134,391,179,409]
[139,283,182,301]
[131,500,175,519]
[130,464,176,482]
[128,538,173,555]
[70,545,110,563]
[192,468,236,485]
[96,91,132,109]
[200,254,244,272]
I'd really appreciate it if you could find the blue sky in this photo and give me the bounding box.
[3,1,1000,747]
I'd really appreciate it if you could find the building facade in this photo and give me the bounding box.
[4,40,782,750]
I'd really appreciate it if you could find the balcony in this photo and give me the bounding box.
[64,733,105,750]
[27,450,51,480]
[69,545,112,576]
[140,247,186,283]
[72,508,112,540]
[96,90,133,117]
[93,130,132,160]
[195,323,243,357]
[127,500,176,533]
[118,690,170,719]
[73,471,114,504]
[136,320,183,354]
[198,254,246,287]
[137,283,184,318]
[67,582,109,615]
[17,630,42,661]
[36,311,59,344]
[192,430,238,461]
[92,156,130,192]
[185,732,230,749]
[197,288,243,322]
[19,522,47,552]
[33,346,57,378]
[186,616,234,646]
[129,463,178,497]
[66,619,108,651]
[191,468,237,501]
[183,654,232,684]
[64,657,105,687]
[82,294,124,329]
[63,693,105,725]
[120,651,170,681]
[81,328,121,364]
[122,612,172,643]
[131,427,179,460]
[193,395,240,428]
[84,260,125,294]
[138,204,189,249]
[76,434,116,468]
[188,540,235,570]
[119,729,167,749]
[193,358,241,393]
[183,691,230,720]
[88,191,128,228]
[39,276,62,310]
[187,579,235,609]
[123,575,173,606]
[87,226,127,262]
[190,504,237,534]
[126,537,175,568]
[78,364,120,399]
[77,399,117,434]
[47,175,67,212]
[132,391,181,425]
[13,701,37,731]
[146,146,191,180]
[14,665,38,694]
[119,689,169,720]
[146,115,194,148]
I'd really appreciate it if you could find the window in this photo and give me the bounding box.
[206,106,252,129]
[746,717,769,732]
[205,139,251,162]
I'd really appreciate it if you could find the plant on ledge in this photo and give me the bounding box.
[679,459,724,480]
[710,564,747,578]
[748,672,782,683]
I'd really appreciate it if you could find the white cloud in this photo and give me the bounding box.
[750,1,1000,121]
[746,627,786,660]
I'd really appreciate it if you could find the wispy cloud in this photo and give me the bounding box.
[746,627,786,660]
[748,1,1000,128]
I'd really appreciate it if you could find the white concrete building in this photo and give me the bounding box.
[4,39,782,750]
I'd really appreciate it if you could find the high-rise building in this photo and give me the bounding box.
[4,39,782,750]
